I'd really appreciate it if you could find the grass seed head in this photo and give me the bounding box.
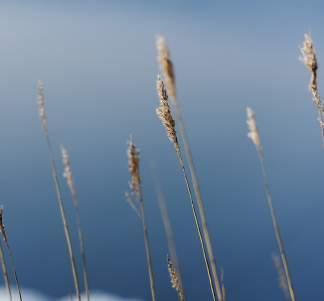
[127,139,141,197]
[156,77,180,153]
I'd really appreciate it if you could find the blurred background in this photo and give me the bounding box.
[0,0,323,300]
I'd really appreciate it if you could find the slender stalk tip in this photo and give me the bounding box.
[156,36,176,100]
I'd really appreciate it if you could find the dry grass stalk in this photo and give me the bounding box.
[0,240,12,301]
[156,37,224,301]
[300,33,324,145]
[273,254,290,300]
[167,256,185,301]
[0,208,22,301]
[126,139,157,301]
[155,78,217,301]
[37,81,81,301]
[61,145,90,301]
[246,107,297,301]
[152,174,185,301]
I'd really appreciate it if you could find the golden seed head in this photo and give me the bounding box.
[300,33,318,73]
[167,256,184,300]
[156,36,176,100]
[156,77,179,152]
[246,107,261,147]
[127,139,141,196]
[37,80,48,133]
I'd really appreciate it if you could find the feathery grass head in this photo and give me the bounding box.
[300,33,318,73]
[156,77,180,153]
[167,256,184,301]
[156,36,176,100]
[127,139,141,197]
[300,33,323,111]
[61,145,77,201]
[246,107,261,147]
[37,80,48,133]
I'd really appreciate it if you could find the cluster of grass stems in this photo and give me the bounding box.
[0,32,320,301]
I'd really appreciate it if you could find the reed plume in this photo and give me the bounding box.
[0,208,22,301]
[61,145,90,301]
[155,76,216,301]
[300,33,324,145]
[126,139,157,301]
[156,36,176,100]
[156,36,223,301]
[167,256,185,301]
[246,107,296,301]
[37,80,81,301]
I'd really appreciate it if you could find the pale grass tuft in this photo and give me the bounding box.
[300,33,324,142]
[61,146,76,201]
[156,77,180,153]
[300,33,317,73]
[156,36,176,100]
[37,80,48,133]
[246,107,261,147]
[167,256,185,301]
[300,33,320,106]
[273,254,289,300]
